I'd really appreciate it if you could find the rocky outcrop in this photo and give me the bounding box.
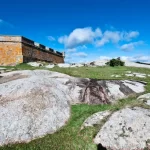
[125,72,149,78]
[45,64,54,68]
[0,67,6,74]
[67,79,145,104]
[81,110,111,129]
[94,107,150,150]
[125,61,150,69]
[27,62,43,67]
[0,70,71,146]
[57,63,71,68]
[0,70,146,146]
[137,93,150,106]
[0,70,145,106]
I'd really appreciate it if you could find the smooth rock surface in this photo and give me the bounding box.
[0,67,7,74]
[125,61,150,69]
[57,63,71,68]
[146,100,150,106]
[27,62,43,67]
[125,72,148,78]
[94,107,150,150]
[0,70,145,105]
[126,71,132,74]
[45,64,55,68]
[92,59,108,66]
[122,80,145,93]
[111,75,121,78]
[125,74,134,77]
[137,93,150,106]
[67,79,145,104]
[133,73,146,78]
[137,93,150,100]
[81,110,111,129]
[0,70,71,146]
[0,67,6,70]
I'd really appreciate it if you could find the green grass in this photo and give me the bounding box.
[0,64,150,150]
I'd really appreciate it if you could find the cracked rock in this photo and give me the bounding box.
[94,107,150,150]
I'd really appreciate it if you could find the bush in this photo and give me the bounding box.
[107,58,125,67]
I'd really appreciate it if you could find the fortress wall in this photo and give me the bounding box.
[22,42,64,63]
[0,36,23,66]
[0,36,64,66]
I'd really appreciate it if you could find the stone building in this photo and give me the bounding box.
[0,35,64,66]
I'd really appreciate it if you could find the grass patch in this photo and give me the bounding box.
[0,64,150,150]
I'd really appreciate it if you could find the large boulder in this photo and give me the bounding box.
[66,79,145,104]
[94,107,150,150]
[0,70,71,146]
[0,70,146,106]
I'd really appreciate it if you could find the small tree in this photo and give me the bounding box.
[107,58,125,67]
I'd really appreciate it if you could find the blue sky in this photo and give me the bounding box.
[0,0,150,63]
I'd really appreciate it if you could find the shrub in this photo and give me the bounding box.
[107,58,125,67]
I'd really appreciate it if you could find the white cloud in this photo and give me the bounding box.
[120,41,144,51]
[78,45,87,49]
[58,26,142,60]
[58,27,102,48]
[122,31,139,41]
[48,36,55,41]
[96,55,150,63]
[120,55,150,62]
[72,52,88,58]
[96,38,109,47]
[58,35,68,44]
[0,19,14,28]
[96,31,120,46]
[66,48,77,53]
[99,56,111,60]
[137,56,150,62]
[64,45,89,63]
[96,30,140,47]
[104,31,121,43]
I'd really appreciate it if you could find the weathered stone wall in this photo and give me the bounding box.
[0,36,64,66]
[0,36,23,66]
[22,43,64,63]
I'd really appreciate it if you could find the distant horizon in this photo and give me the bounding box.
[0,0,150,63]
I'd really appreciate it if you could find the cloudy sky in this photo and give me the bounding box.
[0,0,150,63]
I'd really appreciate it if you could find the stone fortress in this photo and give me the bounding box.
[0,35,64,66]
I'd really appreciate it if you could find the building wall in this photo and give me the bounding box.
[22,43,64,63]
[0,36,23,66]
[0,36,64,66]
